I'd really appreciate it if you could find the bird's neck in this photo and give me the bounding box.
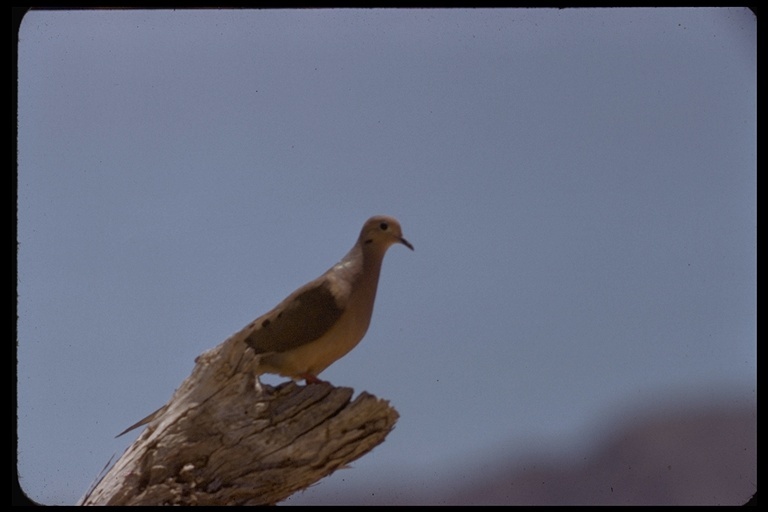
[338,243,386,299]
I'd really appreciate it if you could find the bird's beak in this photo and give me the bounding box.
[399,237,414,251]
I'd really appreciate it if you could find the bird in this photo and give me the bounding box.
[117,215,412,437]
[241,215,413,383]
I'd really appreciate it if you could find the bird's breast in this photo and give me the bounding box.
[260,308,371,378]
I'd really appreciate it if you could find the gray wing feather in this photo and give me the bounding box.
[243,281,344,354]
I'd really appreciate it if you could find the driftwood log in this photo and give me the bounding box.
[79,334,399,505]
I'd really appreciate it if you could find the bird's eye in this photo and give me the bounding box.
[379,222,389,231]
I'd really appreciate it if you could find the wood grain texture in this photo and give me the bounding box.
[80,334,398,506]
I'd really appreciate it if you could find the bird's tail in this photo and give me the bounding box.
[115,405,166,438]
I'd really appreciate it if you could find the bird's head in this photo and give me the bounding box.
[359,215,414,252]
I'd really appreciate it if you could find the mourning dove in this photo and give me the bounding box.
[117,215,412,437]
[241,215,413,383]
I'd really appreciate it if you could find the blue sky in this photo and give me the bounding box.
[17,8,755,505]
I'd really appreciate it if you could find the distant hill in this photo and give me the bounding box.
[289,402,756,505]
[443,405,756,505]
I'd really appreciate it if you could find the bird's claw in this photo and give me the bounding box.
[300,373,326,385]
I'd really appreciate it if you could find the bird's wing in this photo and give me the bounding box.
[243,279,345,354]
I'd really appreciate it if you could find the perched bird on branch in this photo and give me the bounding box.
[117,215,412,437]
[242,215,413,383]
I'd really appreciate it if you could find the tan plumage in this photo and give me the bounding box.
[241,215,413,382]
[117,215,412,437]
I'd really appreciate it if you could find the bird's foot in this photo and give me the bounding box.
[300,373,327,385]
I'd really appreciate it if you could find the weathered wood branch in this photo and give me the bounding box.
[80,335,399,506]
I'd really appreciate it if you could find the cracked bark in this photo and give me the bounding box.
[79,334,399,506]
